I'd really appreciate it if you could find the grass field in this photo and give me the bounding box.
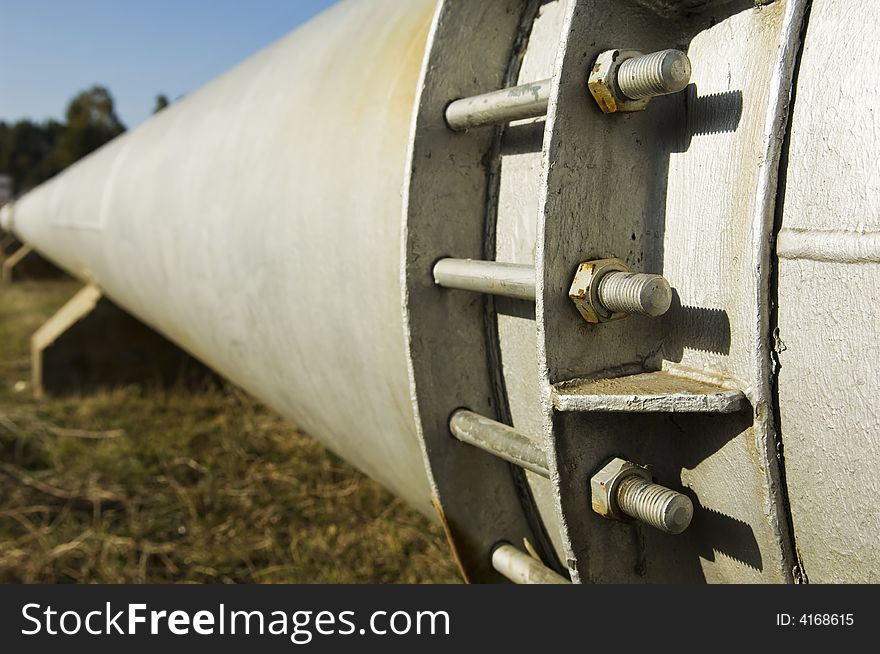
[0,280,460,583]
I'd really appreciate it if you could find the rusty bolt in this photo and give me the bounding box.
[618,49,691,100]
[588,48,691,114]
[568,258,672,324]
[590,457,693,535]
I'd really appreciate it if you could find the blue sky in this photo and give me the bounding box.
[0,0,338,128]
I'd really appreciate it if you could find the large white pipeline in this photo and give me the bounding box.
[7,0,439,514]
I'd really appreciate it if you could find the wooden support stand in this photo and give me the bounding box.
[32,284,217,398]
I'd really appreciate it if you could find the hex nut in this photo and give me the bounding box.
[568,258,630,324]
[590,457,651,521]
[587,49,651,114]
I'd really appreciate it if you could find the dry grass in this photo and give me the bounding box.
[0,280,460,584]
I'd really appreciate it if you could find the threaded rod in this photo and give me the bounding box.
[491,544,570,584]
[617,49,691,101]
[446,78,552,131]
[433,258,536,301]
[597,271,672,317]
[616,475,693,534]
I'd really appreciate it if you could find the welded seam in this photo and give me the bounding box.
[776,228,880,264]
[767,0,813,584]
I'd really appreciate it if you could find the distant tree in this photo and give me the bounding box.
[0,86,126,194]
[153,94,170,114]
[56,86,126,169]
[0,119,64,193]
[0,122,9,183]
[32,120,66,185]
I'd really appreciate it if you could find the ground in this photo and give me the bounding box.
[0,280,460,583]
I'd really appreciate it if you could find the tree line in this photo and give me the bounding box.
[0,87,170,196]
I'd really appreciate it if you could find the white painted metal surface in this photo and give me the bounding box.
[776,0,880,583]
[0,203,12,231]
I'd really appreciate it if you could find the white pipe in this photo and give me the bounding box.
[10,0,440,515]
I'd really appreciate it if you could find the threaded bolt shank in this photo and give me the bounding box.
[616,475,693,535]
[597,271,672,317]
[617,49,691,101]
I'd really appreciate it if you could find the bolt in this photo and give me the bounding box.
[616,475,693,535]
[597,271,672,317]
[616,49,691,101]
[590,457,693,535]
